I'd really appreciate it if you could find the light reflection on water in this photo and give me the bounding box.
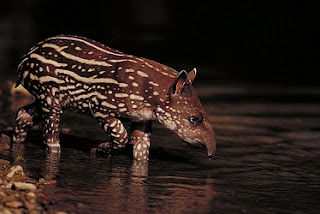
[1,85,320,213]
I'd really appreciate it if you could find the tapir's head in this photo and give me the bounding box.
[155,68,216,159]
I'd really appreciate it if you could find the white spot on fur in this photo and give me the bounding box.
[148,81,159,86]
[125,68,135,73]
[101,101,117,109]
[109,120,117,127]
[119,108,127,112]
[129,94,144,101]
[119,83,128,87]
[46,97,52,105]
[115,93,129,98]
[137,71,148,77]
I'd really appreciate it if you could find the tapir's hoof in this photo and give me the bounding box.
[46,145,61,154]
[91,142,112,155]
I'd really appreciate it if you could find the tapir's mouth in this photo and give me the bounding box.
[182,139,214,159]
[183,140,206,149]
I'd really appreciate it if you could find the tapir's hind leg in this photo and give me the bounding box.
[91,117,129,155]
[13,102,42,143]
[13,100,62,154]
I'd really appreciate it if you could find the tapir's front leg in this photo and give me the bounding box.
[92,117,129,155]
[130,121,152,161]
[131,130,150,161]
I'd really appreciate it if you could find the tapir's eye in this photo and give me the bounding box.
[189,116,202,125]
[189,114,204,125]
[189,117,197,124]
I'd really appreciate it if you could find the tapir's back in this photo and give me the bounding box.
[18,34,177,88]
[17,35,178,117]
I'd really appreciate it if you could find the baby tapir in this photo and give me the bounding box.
[13,35,216,160]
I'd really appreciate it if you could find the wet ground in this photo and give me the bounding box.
[1,80,320,213]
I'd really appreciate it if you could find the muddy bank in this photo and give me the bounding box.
[0,134,58,214]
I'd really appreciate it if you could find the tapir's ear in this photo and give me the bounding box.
[187,68,197,83]
[172,70,187,95]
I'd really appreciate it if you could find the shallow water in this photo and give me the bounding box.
[1,84,320,213]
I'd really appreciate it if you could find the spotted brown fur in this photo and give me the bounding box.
[13,35,216,160]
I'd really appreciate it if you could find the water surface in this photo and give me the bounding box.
[1,84,320,213]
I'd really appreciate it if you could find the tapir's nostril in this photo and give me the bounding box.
[208,155,213,160]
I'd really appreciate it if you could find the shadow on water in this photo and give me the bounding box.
[1,84,320,213]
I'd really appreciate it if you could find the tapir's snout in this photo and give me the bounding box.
[199,129,216,159]
[184,129,216,159]
[200,121,217,159]
[206,133,216,159]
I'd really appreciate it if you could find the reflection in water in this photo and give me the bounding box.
[11,141,26,159]
[129,161,148,213]
[131,160,148,179]
[45,152,60,180]
[11,140,60,180]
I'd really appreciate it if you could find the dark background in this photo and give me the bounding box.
[0,0,319,85]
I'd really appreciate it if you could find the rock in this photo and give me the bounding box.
[4,201,23,208]
[0,207,13,214]
[0,142,10,150]
[27,192,36,200]
[6,165,24,178]
[5,183,12,189]
[49,180,57,185]
[38,178,47,185]
[0,134,11,150]
[5,182,37,190]
[29,211,41,214]
[13,154,26,163]
[24,201,36,211]
[0,134,11,143]
[12,182,37,190]
[10,83,32,98]
[0,159,50,213]
[0,159,10,167]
